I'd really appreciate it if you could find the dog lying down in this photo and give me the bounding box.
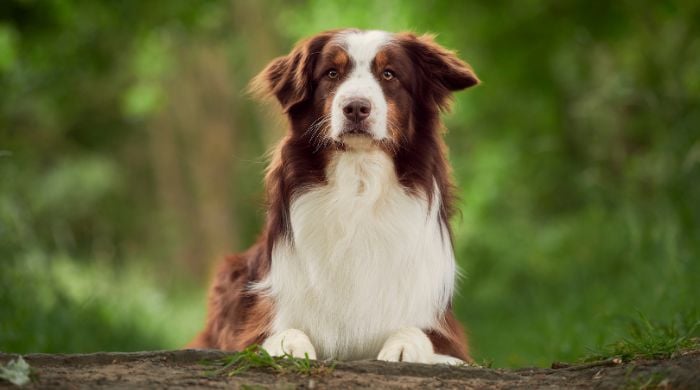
[188,29,480,365]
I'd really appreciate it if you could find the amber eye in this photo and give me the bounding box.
[382,70,395,80]
[327,69,339,79]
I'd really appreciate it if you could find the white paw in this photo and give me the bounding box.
[262,329,317,359]
[431,354,466,365]
[377,327,434,363]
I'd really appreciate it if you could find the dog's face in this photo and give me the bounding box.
[253,29,479,152]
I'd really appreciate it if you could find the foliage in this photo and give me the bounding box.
[0,252,204,352]
[207,345,334,377]
[0,356,31,386]
[1,0,698,367]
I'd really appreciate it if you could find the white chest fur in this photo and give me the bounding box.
[259,149,456,360]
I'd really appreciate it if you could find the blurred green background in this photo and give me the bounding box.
[1,0,699,368]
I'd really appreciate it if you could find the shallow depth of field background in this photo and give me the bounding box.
[1,0,699,367]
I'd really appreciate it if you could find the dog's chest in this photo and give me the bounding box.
[264,150,456,360]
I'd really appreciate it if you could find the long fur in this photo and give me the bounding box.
[189,29,479,363]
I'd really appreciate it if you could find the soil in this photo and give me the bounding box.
[1,349,699,389]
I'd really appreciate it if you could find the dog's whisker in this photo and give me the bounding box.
[304,115,332,153]
[304,115,330,148]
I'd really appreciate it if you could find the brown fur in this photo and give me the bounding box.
[187,239,272,350]
[190,30,479,362]
[428,310,472,362]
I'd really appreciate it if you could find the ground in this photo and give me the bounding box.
[1,349,699,389]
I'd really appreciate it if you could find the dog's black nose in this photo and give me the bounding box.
[342,99,371,123]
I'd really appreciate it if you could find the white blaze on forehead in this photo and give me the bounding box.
[330,30,392,141]
[342,30,392,70]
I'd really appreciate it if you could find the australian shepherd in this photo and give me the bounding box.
[188,29,480,364]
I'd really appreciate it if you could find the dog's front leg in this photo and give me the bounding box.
[261,328,317,359]
[377,327,465,364]
[377,327,435,363]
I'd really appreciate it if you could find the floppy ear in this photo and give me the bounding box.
[251,33,333,112]
[398,33,480,109]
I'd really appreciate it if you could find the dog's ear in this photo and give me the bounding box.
[251,33,333,112]
[398,33,479,109]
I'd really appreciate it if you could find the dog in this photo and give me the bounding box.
[188,29,479,364]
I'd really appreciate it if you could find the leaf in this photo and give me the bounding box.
[0,356,31,386]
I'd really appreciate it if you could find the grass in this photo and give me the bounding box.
[583,312,700,362]
[208,345,335,377]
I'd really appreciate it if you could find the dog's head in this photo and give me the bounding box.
[252,29,479,152]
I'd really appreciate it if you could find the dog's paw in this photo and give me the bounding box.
[431,353,466,365]
[262,329,317,359]
[377,327,434,363]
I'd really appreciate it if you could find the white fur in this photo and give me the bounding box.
[377,327,434,363]
[432,353,466,365]
[257,148,457,361]
[262,328,317,359]
[330,30,391,140]
[377,327,465,364]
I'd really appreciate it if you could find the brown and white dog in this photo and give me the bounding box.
[188,29,479,364]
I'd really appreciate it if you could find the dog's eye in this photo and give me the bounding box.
[327,69,339,79]
[382,70,395,80]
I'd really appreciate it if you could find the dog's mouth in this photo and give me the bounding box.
[339,135,377,152]
[334,123,382,151]
[340,123,372,137]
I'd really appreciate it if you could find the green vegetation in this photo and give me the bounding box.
[1,0,698,368]
[208,345,334,377]
[0,254,204,352]
[585,312,699,362]
[0,356,31,386]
